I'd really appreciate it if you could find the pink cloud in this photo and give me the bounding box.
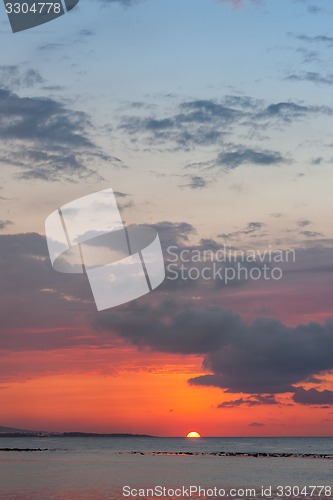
[217,0,260,8]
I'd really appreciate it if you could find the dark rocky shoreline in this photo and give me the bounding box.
[0,448,49,452]
[120,451,333,459]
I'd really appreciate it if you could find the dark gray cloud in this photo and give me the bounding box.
[297,219,311,228]
[0,233,94,333]
[291,34,333,46]
[292,387,333,405]
[216,148,286,169]
[114,92,332,187]
[119,99,241,149]
[118,97,330,155]
[78,29,96,37]
[218,394,279,408]
[181,176,207,190]
[0,220,13,230]
[258,102,309,122]
[259,101,331,120]
[0,223,198,336]
[300,230,323,238]
[296,47,319,64]
[188,314,333,394]
[1,229,333,400]
[307,6,323,14]
[95,301,243,355]
[270,212,284,218]
[249,422,265,427]
[95,300,333,395]
[287,72,333,85]
[38,43,64,52]
[113,191,130,198]
[0,66,44,90]
[311,157,324,165]
[0,89,91,143]
[152,221,195,248]
[0,88,121,181]
[218,221,265,240]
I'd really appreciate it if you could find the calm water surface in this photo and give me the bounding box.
[0,437,332,499]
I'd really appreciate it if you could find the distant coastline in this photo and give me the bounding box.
[0,425,155,438]
[0,432,155,438]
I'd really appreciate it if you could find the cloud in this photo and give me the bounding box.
[300,230,323,238]
[152,221,196,247]
[0,233,94,333]
[1,228,333,401]
[270,212,284,218]
[0,66,44,91]
[248,422,265,427]
[95,299,333,395]
[311,157,324,165]
[291,34,333,46]
[38,43,65,52]
[216,148,286,169]
[0,88,122,181]
[218,394,279,408]
[292,387,333,405]
[297,219,311,228]
[78,29,96,37]
[0,88,91,145]
[95,302,243,355]
[296,48,319,64]
[181,176,207,190]
[258,102,310,122]
[0,220,13,230]
[113,191,130,198]
[119,99,241,149]
[218,221,265,240]
[287,72,333,85]
[307,6,323,14]
[118,96,331,163]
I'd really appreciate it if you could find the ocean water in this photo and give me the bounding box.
[0,437,333,499]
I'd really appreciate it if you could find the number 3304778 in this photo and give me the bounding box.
[5,3,62,14]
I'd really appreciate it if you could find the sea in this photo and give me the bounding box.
[0,437,333,500]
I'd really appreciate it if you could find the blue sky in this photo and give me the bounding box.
[0,0,332,238]
[1,0,333,249]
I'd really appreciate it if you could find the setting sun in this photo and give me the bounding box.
[186,431,201,438]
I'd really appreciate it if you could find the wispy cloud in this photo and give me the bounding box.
[216,148,286,169]
[218,394,279,408]
[290,33,333,46]
[0,86,122,182]
[287,72,333,85]
[218,221,265,240]
[0,66,44,91]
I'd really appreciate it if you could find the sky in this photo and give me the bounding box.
[1,0,333,436]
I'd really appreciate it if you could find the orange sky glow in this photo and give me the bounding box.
[1,343,333,436]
